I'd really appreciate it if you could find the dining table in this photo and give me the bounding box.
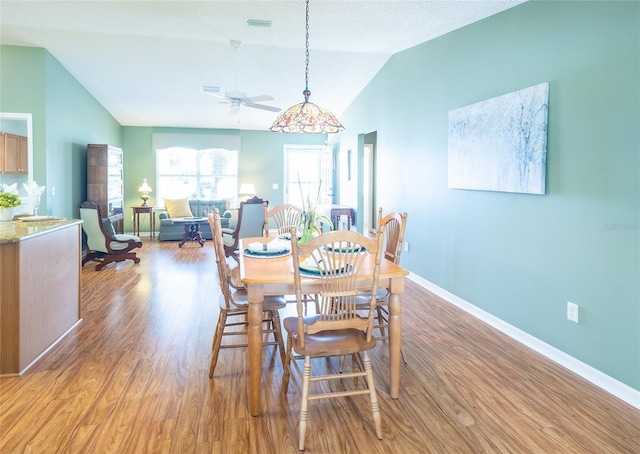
[239,236,409,416]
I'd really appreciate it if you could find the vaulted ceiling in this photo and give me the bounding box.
[0,0,526,130]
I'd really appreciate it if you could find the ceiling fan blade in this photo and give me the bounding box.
[245,95,274,103]
[201,86,227,99]
[229,105,240,115]
[244,102,281,112]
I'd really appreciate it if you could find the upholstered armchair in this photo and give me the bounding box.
[80,201,142,271]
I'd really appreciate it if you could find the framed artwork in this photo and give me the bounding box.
[448,82,549,195]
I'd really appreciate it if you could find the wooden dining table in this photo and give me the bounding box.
[239,236,409,416]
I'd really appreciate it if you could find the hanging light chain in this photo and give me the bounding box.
[304,0,311,99]
[269,0,344,133]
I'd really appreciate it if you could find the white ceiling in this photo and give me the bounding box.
[0,0,526,131]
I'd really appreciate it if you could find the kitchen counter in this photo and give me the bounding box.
[0,216,80,242]
[0,218,83,375]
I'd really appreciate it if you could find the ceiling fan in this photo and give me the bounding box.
[201,86,281,115]
[201,40,281,115]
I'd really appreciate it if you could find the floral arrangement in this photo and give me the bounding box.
[296,175,332,243]
[23,180,45,215]
[0,191,22,208]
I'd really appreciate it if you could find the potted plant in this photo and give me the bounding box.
[295,176,332,243]
[0,191,22,221]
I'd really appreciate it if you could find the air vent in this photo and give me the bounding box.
[246,19,272,27]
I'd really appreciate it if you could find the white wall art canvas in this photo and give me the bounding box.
[448,82,549,194]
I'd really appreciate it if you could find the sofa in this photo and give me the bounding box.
[158,199,231,241]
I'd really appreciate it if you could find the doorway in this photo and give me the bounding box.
[362,132,377,234]
[283,145,332,207]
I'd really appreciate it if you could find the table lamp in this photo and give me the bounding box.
[138,178,152,206]
[238,183,256,202]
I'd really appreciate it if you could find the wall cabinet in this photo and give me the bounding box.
[0,132,28,174]
[87,144,124,233]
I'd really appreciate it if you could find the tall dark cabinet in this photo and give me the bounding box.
[87,144,124,233]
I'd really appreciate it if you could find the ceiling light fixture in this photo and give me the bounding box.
[270,0,344,134]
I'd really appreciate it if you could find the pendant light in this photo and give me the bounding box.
[270,0,344,134]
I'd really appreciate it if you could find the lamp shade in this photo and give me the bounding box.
[238,183,256,196]
[270,97,344,134]
[138,178,152,193]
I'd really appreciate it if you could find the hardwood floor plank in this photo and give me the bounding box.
[0,240,637,453]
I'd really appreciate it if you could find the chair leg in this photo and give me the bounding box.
[362,351,383,440]
[208,312,228,378]
[298,355,312,451]
[282,333,293,391]
[94,252,140,271]
[352,353,359,387]
[376,306,386,337]
[270,310,286,367]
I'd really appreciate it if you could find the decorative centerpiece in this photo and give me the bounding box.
[295,176,332,244]
[23,180,45,216]
[0,190,22,221]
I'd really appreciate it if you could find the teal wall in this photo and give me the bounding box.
[44,51,121,218]
[0,45,120,218]
[331,1,639,390]
[0,46,46,203]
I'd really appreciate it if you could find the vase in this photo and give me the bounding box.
[0,206,16,221]
[298,226,314,244]
[298,213,315,244]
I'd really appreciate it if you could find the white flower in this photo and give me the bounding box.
[0,183,18,195]
[23,180,45,197]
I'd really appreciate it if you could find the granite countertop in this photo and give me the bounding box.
[0,217,82,243]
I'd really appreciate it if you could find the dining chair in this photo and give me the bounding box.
[357,208,408,363]
[265,203,320,314]
[79,201,142,271]
[283,227,386,450]
[207,210,286,378]
[221,196,268,262]
[266,203,302,236]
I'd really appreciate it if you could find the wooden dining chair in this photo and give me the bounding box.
[266,203,302,236]
[221,196,268,262]
[265,203,319,313]
[79,201,142,271]
[207,210,286,378]
[283,228,385,450]
[357,208,408,363]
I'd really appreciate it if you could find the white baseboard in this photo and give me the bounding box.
[407,273,640,411]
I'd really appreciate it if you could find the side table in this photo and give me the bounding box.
[132,206,156,238]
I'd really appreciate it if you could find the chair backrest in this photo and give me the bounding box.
[377,208,408,265]
[208,210,245,310]
[266,203,302,235]
[290,227,385,349]
[79,201,110,253]
[234,196,268,240]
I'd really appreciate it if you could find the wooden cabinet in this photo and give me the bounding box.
[0,132,28,174]
[0,221,82,375]
[87,144,124,233]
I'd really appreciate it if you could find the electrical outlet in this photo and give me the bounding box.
[51,186,55,196]
[404,242,409,253]
[567,302,579,323]
[272,183,279,190]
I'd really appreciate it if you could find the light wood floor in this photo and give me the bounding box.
[1,239,638,453]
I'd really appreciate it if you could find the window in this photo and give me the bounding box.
[156,147,238,206]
